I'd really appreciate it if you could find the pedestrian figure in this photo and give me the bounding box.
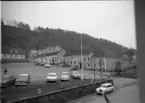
[103,92,111,103]
[4,68,8,75]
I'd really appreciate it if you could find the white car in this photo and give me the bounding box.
[46,73,58,82]
[15,74,30,86]
[96,83,114,94]
[60,72,70,81]
[44,64,51,68]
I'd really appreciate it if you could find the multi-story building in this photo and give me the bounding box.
[64,52,93,69]
[64,52,121,71]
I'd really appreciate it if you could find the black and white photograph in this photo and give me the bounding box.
[1,1,141,103]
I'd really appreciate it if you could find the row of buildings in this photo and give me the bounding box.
[63,53,120,71]
[1,45,136,72]
[1,46,26,61]
[33,46,136,71]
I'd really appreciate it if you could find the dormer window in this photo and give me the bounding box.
[15,49,18,54]
[10,49,13,53]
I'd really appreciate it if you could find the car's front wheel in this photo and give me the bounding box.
[111,88,114,92]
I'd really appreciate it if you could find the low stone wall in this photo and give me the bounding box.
[5,79,113,103]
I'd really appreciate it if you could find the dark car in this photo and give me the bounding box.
[0,75,16,88]
[15,74,31,86]
[69,71,81,79]
[39,62,45,66]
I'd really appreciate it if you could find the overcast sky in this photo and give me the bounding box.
[1,1,136,49]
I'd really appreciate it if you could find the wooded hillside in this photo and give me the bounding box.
[2,22,133,58]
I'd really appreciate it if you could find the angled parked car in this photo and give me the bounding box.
[60,72,70,81]
[0,75,16,88]
[39,62,45,66]
[46,73,58,82]
[44,64,51,68]
[70,71,81,79]
[15,74,30,86]
[96,83,114,95]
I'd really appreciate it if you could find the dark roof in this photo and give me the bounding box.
[64,51,91,56]
[121,54,130,60]
[2,46,25,54]
[35,51,59,58]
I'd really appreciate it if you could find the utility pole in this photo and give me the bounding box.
[91,56,95,82]
[100,58,103,81]
[81,34,84,81]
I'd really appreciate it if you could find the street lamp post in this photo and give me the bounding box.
[80,34,84,81]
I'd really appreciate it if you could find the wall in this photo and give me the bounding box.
[7,79,113,103]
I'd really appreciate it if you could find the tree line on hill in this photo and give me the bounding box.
[1,19,136,59]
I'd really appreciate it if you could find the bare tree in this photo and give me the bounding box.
[17,22,30,30]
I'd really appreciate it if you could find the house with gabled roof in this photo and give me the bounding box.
[34,51,64,64]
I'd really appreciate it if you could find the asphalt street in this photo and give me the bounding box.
[67,78,139,103]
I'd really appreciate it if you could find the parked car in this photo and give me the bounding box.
[39,62,45,66]
[15,74,30,86]
[0,75,16,88]
[60,72,70,81]
[70,71,81,79]
[34,61,39,65]
[96,83,114,95]
[44,64,51,68]
[46,73,58,82]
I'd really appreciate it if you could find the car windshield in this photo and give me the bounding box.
[18,75,28,81]
[48,74,56,76]
[101,85,108,88]
[62,72,68,75]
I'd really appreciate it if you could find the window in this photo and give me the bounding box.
[94,64,96,67]
[10,49,13,53]
[15,55,18,58]
[15,50,18,54]
[88,64,90,66]
[88,58,90,61]
[22,55,24,58]
[107,85,112,87]
[84,58,86,61]
[13,54,16,58]
[3,54,6,57]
